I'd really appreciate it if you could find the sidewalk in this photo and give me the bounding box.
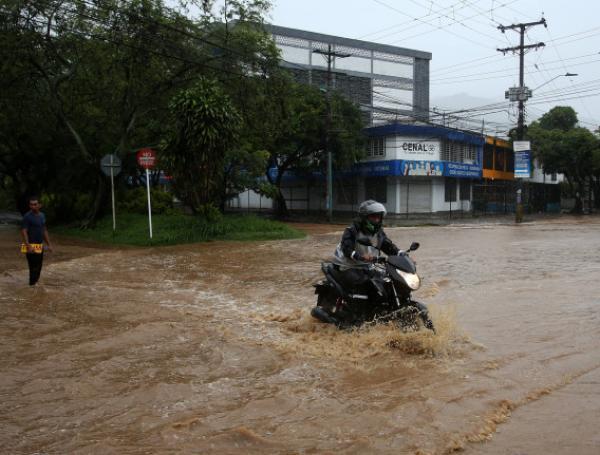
[285,211,581,228]
[0,211,22,225]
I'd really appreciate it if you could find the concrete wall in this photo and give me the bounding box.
[527,160,565,184]
[228,190,273,210]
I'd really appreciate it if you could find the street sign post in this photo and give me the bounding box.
[100,154,122,232]
[136,148,156,239]
[513,141,531,223]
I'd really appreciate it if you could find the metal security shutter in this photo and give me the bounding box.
[400,179,432,213]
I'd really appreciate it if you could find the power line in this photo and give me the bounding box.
[369,0,501,50]
[431,52,600,82]
[431,24,600,76]
[359,0,504,41]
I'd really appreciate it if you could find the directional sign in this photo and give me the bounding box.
[100,154,121,231]
[505,86,532,102]
[136,148,157,169]
[100,154,122,177]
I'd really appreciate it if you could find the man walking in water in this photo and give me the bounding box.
[21,196,53,286]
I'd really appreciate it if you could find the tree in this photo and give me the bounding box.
[538,106,578,131]
[163,78,240,212]
[259,81,366,218]
[527,106,600,213]
[1,0,210,223]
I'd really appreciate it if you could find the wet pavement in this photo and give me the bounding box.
[1,216,599,454]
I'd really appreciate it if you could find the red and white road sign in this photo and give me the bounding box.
[136,148,157,169]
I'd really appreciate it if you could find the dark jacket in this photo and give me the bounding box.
[339,220,399,261]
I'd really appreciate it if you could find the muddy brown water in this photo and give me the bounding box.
[1,218,599,454]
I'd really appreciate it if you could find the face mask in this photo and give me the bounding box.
[364,219,381,234]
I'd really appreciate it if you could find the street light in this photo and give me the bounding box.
[532,72,578,92]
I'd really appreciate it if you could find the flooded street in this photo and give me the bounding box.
[1,217,599,454]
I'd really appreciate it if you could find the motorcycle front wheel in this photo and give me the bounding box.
[410,300,435,333]
[316,289,337,311]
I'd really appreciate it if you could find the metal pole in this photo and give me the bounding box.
[110,155,116,232]
[449,179,453,219]
[406,179,410,219]
[313,44,350,222]
[326,44,333,222]
[327,151,333,220]
[146,168,153,239]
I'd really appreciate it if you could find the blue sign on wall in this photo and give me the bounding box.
[355,159,481,179]
[443,162,482,178]
[269,158,482,182]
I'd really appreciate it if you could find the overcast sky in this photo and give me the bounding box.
[268,0,600,134]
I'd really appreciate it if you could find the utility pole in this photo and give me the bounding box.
[313,45,350,222]
[497,18,546,223]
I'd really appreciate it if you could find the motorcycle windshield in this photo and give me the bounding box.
[387,254,416,273]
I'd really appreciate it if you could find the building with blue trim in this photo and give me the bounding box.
[228,26,486,216]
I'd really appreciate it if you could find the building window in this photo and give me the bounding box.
[444,178,457,202]
[464,144,476,163]
[442,140,477,163]
[367,137,385,157]
[506,150,514,173]
[551,173,557,182]
[459,179,471,201]
[365,177,387,203]
[495,150,505,171]
[483,144,494,169]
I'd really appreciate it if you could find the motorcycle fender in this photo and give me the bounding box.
[371,279,387,298]
[313,280,333,294]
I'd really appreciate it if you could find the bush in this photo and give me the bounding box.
[118,187,174,215]
[38,192,93,223]
[196,203,223,223]
[0,188,12,211]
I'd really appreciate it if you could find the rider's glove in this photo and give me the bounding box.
[351,251,363,261]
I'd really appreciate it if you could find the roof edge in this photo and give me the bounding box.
[265,24,432,60]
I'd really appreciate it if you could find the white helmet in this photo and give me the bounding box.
[358,200,387,217]
[358,200,386,234]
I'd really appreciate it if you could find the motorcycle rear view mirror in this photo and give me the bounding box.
[409,242,420,251]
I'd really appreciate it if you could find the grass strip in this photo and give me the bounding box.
[55,212,305,246]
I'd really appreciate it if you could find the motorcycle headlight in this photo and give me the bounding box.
[396,269,421,290]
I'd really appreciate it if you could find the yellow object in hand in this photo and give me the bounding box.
[21,243,43,254]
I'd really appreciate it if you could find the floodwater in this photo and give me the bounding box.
[1,217,599,455]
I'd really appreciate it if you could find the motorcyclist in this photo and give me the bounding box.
[332,200,401,289]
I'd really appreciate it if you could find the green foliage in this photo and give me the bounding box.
[259,80,366,216]
[0,188,12,211]
[117,187,174,215]
[55,212,305,246]
[37,192,93,224]
[527,106,600,211]
[0,0,216,221]
[163,78,240,211]
[538,106,578,131]
[196,203,223,223]
[0,0,365,221]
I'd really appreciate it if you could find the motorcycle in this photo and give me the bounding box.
[311,239,435,332]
